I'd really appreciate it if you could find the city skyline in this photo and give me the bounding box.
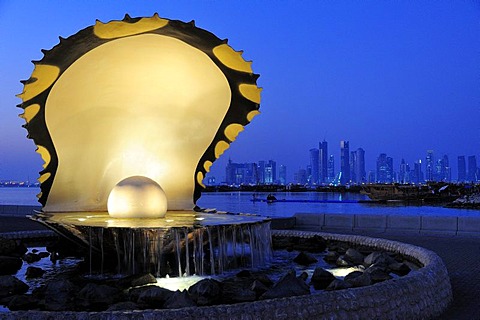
[1,2,479,184]
[213,139,478,185]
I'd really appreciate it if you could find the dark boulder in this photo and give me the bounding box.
[0,239,27,257]
[260,271,310,300]
[325,279,353,291]
[116,273,157,289]
[26,266,46,278]
[0,256,23,275]
[389,262,411,276]
[251,279,269,297]
[76,283,123,311]
[0,275,28,298]
[163,290,196,309]
[23,252,41,264]
[336,255,353,267]
[364,251,396,268]
[7,294,40,311]
[344,248,365,265]
[310,267,335,290]
[43,279,79,311]
[136,286,174,308]
[221,278,257,303]
[188,278,221,306]
[345,271,372,288]
[323,251,339,263]
[365,266,393,283]
[293,251,318,266]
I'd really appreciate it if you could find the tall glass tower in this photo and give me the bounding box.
[340,140,350,185]
[319,140,328,184]
[309,148,319,185]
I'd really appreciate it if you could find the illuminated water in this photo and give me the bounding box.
[0,188,478,217]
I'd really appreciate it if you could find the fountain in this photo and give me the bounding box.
[11,14,453,319]
[18,14,271,277]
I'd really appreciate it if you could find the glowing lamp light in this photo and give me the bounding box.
[107,176,167,218]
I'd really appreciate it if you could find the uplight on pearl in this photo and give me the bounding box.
[107,176,167,218]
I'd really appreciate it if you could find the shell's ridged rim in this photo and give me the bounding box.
[18,14,261,208]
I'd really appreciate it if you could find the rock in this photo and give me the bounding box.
[7,294,40,311]
[345,271,372,288]
[77,283,123,311]
[221,278,257,303]
[0,239,26,257]
[335,255,352,267]
[251,279,268,297]
[365,266,393,283]
[23,252,41,264]
[26,266,46,278]
[323,251,339,263]
[389,262,411,276]
[38,252,50,259]
[0,276,29,298]
[107,301,141,311]
[325,279,353,291]
[188,278,221,306]
[364,251,396,268]
[344,248,365,265]
[163,290,196,309]
[0,256,23,275]
[136,286,174,308]
[260,271,310,300]
[43,279,79,311]
[310,267,336,290]
[293,251,318,266]
[298,271,308,281]
[116,273,157,289]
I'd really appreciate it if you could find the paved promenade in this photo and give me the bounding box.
[1,215,479,319]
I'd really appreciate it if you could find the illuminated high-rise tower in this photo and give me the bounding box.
[467,155,478,182]
[309,148,319,185]
[340,140,350,185]
[425,150,434,181]
[319,140,328,184]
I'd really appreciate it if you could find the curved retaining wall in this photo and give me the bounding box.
[3,230,452,320]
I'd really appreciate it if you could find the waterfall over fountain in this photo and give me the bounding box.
[19,14,269,277]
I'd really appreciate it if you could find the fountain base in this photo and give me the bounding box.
[30,211,272,277]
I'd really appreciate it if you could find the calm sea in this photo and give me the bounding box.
[1,187,478,217]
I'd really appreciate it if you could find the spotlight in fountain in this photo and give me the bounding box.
[19,14,270,276]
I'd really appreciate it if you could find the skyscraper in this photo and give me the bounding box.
[425,150,434,181]
[458,156,466,182]
[399,159,407,184]
[353,148,366,184]
[467,155,477,182]
[376,153,393,183]
[340,140,350,185]
[264,160,276,184]
[319,140,328,184]
[327,154,335,183]
[309,148,319,185]
[279,165,287,185]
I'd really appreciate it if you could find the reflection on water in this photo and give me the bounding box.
[0,188,478,217]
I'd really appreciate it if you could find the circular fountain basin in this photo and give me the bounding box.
[31,211,273,277]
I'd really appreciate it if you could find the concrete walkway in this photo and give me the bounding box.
[1,216,479,319]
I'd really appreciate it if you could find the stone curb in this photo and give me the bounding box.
[1,230,452,320]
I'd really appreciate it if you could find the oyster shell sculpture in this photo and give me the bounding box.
[18,14,261,216]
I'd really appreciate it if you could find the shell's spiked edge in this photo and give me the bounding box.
[19,15,260,208]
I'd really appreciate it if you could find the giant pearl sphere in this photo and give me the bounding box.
[107,176,168,218]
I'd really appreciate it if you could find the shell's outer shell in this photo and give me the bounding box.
[18,15,260,207]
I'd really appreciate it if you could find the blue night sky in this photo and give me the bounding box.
[0,1,479,183]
